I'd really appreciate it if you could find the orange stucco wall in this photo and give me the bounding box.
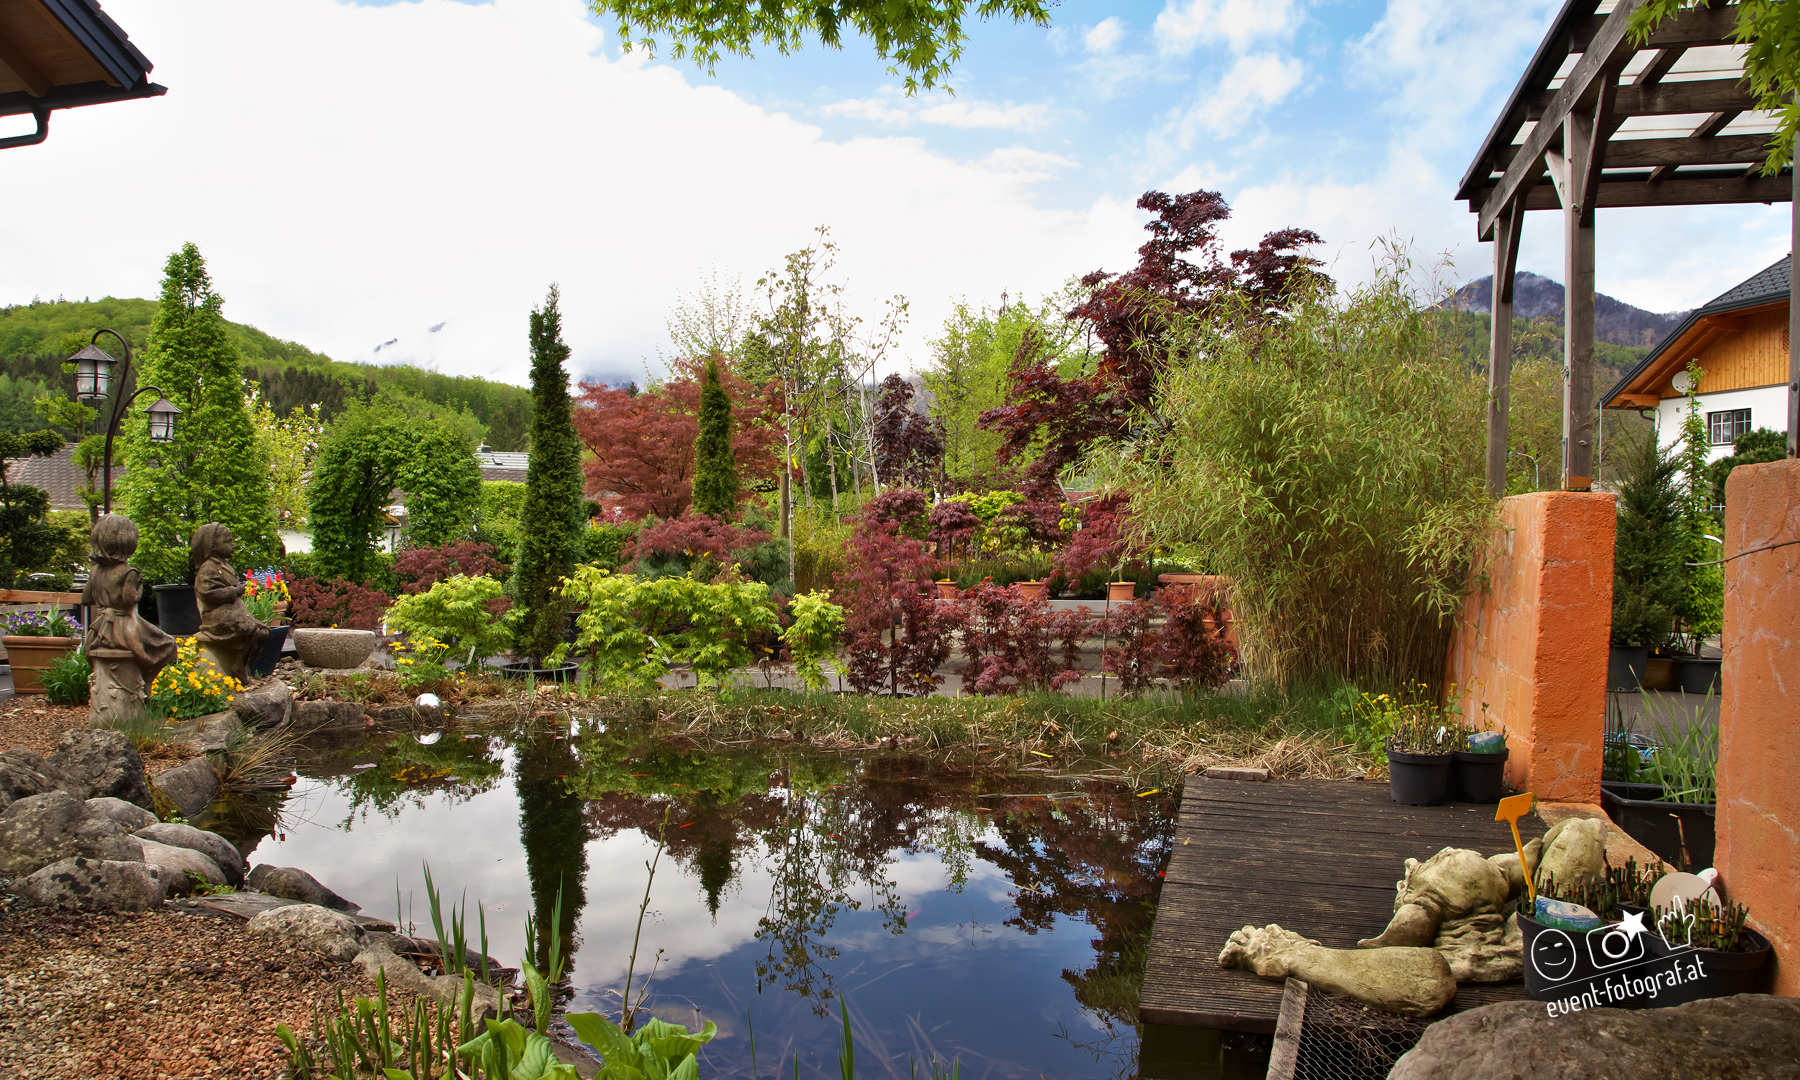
[1719,457,1800,996]
[1444,492,1615,804]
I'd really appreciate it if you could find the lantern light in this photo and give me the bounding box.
[70,343,118,402]
[146,397,181,443]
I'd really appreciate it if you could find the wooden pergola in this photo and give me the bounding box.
[1458,0,1798,495]
[0,0,163,150]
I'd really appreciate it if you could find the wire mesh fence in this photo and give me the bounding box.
[1265,979,1435,1080]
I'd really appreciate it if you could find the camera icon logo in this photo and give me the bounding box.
[1585,923,1647,970]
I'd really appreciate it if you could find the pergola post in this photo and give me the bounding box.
[1486,205,1524,497]
[1554,101,1603,491]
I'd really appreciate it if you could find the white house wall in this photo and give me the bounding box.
[1654,383,1791,463]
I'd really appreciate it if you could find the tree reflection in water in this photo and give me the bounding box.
[516,731,589,976]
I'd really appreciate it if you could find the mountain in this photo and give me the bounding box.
[1443,272,1689,350]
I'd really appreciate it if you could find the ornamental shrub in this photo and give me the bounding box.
[1610,432,1684,649]
[149,638,242,720]
[288,576,392,631]
[954,582,1087,695]
[691,356,739,519]
[557,566,781,689]
[393,541,506,595]
[1157,583,1235,694]
[579,521,637,570]
[385,574,518,664]
[781,591,846,690]
[512,286,586,667]
[0,429,69,589]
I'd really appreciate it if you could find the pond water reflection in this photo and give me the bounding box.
[251,719,1175,1079]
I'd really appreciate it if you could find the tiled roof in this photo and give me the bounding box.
[480,466,528,483]
[476,449,530,470]
[1693,255,1790,317]
[2,443,100,512]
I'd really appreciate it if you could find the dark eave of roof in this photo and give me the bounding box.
[0,0,163,121]
[0,76,163,118]
[1600,253,1791,406]
[1456,0,1599,203]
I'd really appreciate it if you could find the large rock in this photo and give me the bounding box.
[286,700,368,736]
[152,758,219,821]
[247,864,360,913]
[232,678,293,730]
[136,839,228,896]
[246,903,366,961]
[86,797,158,832]
[1392,996,1800,1079]
[174,711,245,754]
[134,823,246,887]
[48,729,151,809]
[0,749,87,806]
[0,791,140,877]
[354,946,501,1021]
[17,856,166,911]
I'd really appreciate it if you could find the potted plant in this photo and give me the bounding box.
[1,608,83,694]
[936,578,960,600]
[153,579,202,637]
[1015,579,1049,601]
[1609,435,1685,693]
[1602,701,1718,870]
[244,569,292,678]
[1449,722,1509,803]
[1376,684,1455,805]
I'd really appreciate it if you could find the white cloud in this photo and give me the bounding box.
[1084,17,1126,55]
[822,95,1051,131]
[980,147,1080,184]
[1155,0,1301,57]
[1176,52,1306,141]
[0,0,1134,382]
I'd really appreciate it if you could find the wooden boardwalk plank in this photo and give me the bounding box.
[1140,777,1546,1033]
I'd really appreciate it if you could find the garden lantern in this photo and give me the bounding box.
[146,397,181,443]
[71,343,118,401]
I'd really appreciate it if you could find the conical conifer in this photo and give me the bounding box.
[512,285,585,665]
[692,356,738,519]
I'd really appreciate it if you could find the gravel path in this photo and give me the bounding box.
[0,907,412,1079]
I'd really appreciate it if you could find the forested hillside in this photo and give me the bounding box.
[0,297,531,448]
[1431,309,1650,391]
[1443,272,1687,350]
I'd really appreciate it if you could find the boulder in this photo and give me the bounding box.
[175,711,244,754]
[232,678,293,730]
[0,749,87,804]
[0,791,141,878]
[1391,996,1800,1080]
[286,700,368,736]
[17,856,166,911]
[133,823,246,887]
[247,864,360,913]
[48,729,151,808]
[136,839,228,896]
[87,797,159,832]
[152,758,219,821]
[246,903,366,961]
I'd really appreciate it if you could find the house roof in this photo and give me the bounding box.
[476,447,528,484]
[1,441,98,512]
[0,0,166,147]
[1600,254,1790,408]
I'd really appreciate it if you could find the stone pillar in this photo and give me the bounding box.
[1444,492,1616,803]
[1718,457,1800,996]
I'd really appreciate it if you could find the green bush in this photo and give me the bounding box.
[1611,432,1685,648]
[579,520,638,570]
[40,646,91,705]
[385,575,518,663]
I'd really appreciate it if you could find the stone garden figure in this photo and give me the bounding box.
[83,515,178,726]
[191,523,269,683]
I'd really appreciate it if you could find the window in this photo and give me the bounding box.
[1707,408,1751,446]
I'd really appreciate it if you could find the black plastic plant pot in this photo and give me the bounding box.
[1642,927,1773,1006]
[248,624,290,679]
[1387,750,1451,806]
[153,584,200,637]
[1674,656,1722,695]
[498,662,579,683]
[1607,645,1649,693]
[1525,912,1773,1008]
[1600,783,1716,870]
[1449,747,1509,803]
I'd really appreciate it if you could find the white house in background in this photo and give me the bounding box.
[1601,254,1791,463]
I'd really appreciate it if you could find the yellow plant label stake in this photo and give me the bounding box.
[1496,792,1536,904]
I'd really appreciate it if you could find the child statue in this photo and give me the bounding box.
[191,523,270,684]
[83,515,178,726]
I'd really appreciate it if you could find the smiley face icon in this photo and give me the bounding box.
[1531,928,1578,983]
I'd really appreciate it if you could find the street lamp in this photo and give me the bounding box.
[65,329,177,514]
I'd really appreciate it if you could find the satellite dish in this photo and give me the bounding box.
[1671,370,1693,394]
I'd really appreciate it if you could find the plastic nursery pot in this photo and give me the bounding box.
[1607,645,1649,693]
[1107,581,1136,604]
[1601,782,1716,870]
[248,624,291,679]
[1674,657,1722,695]
[1520,910,1772,1008]
[153,584,201,637]
[1386,750,1451,806]
[499,662,579,683]
[1,636,80,695]
[1642,926,1773,1006]
[1449,747,1510,803]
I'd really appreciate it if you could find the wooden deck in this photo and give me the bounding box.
[1140,777,1547,1033]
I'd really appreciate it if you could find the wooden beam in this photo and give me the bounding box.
[1487,204,1525,498]
[1633,48,1685,87]
[1528,80,1758,122]
[1483,172,1795,211]
[1557,104,1600,489]
[0,589,83,604]
[0,28,52,98]
[1571,3,1741,50]
[1608,393,1662,408]
[1581,72,1622,226]
[1700,314,1750,331]
[1598,133,1769,169]
[1694,110,1740,138]
[1480,0,1643,240]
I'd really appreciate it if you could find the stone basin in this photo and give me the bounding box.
[291,628,377,670]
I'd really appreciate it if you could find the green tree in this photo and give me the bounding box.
[1611,430,1686,649]
[1674,366,1723,643]
[591,0,1054,93]
[118,244,279,582]
[691,355,739,519]
[1709,427,1787,517]
[250,393,324,531]
[512,286,585,666]
[0,429,70,588]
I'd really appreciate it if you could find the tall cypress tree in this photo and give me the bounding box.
[119,244,278,582]
[512,285,584,666]
[692,355,738,519]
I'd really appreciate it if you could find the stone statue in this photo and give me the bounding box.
[190,523,269,684]
[83,515,177,726]
[1219,819,1610,1014]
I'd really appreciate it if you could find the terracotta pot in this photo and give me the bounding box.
[1107,581,1136,604]
[936,580,960,600]
[1015,580,1049,601]
[3,635,80,694]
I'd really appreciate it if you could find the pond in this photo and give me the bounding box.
[239,717,1178,1079]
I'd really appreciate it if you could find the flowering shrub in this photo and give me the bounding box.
[149,638,242,720]
[390,634,453,691]
[385,575,518,664]
[393,542,506,595]
[289,576,391,630]
[243,569,292,623]
[1,607,81,638]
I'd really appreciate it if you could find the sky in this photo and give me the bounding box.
[1,0,1791,388]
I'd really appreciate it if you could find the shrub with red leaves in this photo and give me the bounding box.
[289,576,392,631]
[835,491,952,694]
[627,513,773,580]
[955,581,1088,695]
[1054,492,1133,582]
[871,374,945,490]
[1098,597,1160,695]
[393,542,506,596]
[927,500,982,561]
[860,488,930,539]
[1158,582,1236,693]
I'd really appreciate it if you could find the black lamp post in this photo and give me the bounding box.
[68,329,180,514]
